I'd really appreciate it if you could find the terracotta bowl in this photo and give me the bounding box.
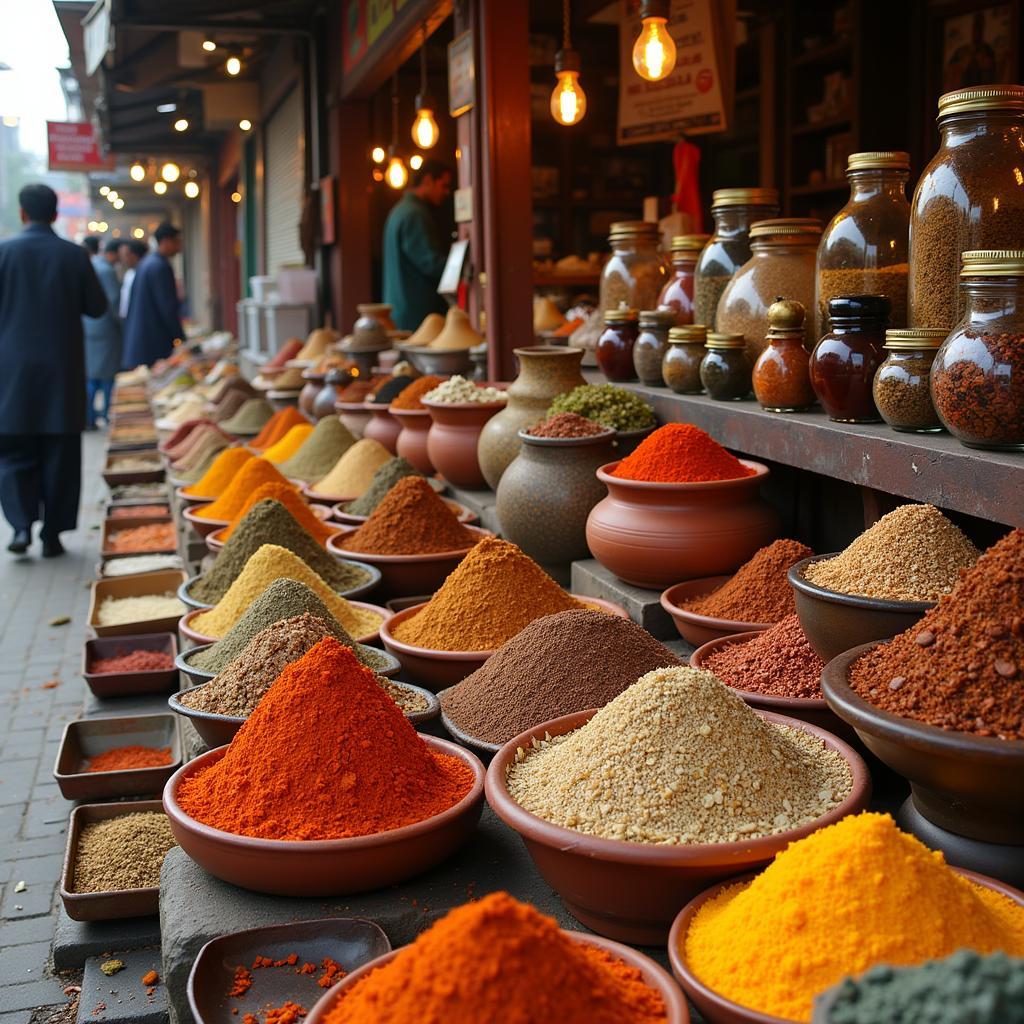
[206,520,343,555]
[162,738,485,895]
[361,405,401,454]
[667,867,1024,1024]
[331,496,477,527]
[174,484,215,508]
[822,641,1024,845]
[788,555,934,663]
[435,687,502,762]
[182,503,230,539]
[485,707,870,944]
[335,400,373,438]
[304,932,690,1024]
[660,577,773,646]
[380,595,628,691]
[326,525,494,598]
[391,406,436,474]
[422,396,507,489]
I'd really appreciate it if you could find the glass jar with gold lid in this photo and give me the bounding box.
[662,324,707,394]
[632,307,678,386]
[873,327,946,433]
[753,299,816,412]
[658,233,710,324]
[910,86,1024,330]
[599,221,666,323]
[700,331,751,401]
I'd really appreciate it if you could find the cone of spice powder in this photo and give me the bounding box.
[220,482,334,544]
[171,428,230,471]
[183,447,254,497]
[276,417,357,482]
[388,375,446,411]
[211,388,248,424]
[165,421,219,461]
[611,423,755,483]
[219,397,275,435]
[261,423,314,464]
[193,458,292,521]
[175,637,474,839]
[248,406,308,452]
[344,457,423,515]
[311,438,393,496]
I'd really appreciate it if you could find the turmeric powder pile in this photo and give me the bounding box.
[683,812,1024,1022]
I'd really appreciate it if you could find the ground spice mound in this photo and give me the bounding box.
[176,638,474,839]
[161,418,207,455]
[612,423,755,483]
[344,457,421,515]
[183,447,254,497]
[220,397,275,435]
[249,407,308,452]
[276,417,357,482]
[72,811,177,893]
[850,528,1024,738]
[194,458,292,521]
[106,522,176,553]
[343,477,476,555]
[322,892,667,1024]
[389,374,445,410]
[261,424,314,464]
[176,444,226,483]
[526,412,608,438]
[804,504,980,601]
[441,609,682,744]
[369,374,414,404]
[336,374,386,402]
[680,539,812,622]
[83,745,172,773]
[90,649,174,674]
[311,438,392,496]
[171,428,230,472]
[393,537,584,651]
[683,813,1024,1023]
[108,505,169,518]
[212,389,248,424]
[221,482,333,544]
[97,593,184,627]
[704,614,823,698]
[506,666,851,844]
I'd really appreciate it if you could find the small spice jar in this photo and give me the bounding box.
[596,305,639,382]
[662,324,707,394]
[873,328,946,433]
[632,307,678,386]
[752,299,815,412]
[809,294,890,423]
[930,249,1024,449]
[599,222,666,320]
[658,234,711,324]
[700,332,751,401]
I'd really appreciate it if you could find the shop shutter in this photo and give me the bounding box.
[264,86,306,273]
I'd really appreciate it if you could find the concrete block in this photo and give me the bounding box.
[570,559,677,640]
[446,485,501,534]
[52,905,161,970]
[78,948,166,1024]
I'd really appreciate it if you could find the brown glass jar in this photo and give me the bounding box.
[752,299,815,412]
[596,306,639,382]
[700,332,751,401]
[658,234,710,324]
[873,328,946,433]
[632,307,678,386]
[662,324,707,394]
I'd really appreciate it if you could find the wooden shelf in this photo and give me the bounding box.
[790,180,848,196]
[792,115,852,136]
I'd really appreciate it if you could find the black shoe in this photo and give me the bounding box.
[84,423,98,432]
[41,537,64,558]
[8,529,30,554]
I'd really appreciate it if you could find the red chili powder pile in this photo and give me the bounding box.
[82,745,173,773]
[106,522,176,553]
[611,423,755,483]
[90,649,174,674]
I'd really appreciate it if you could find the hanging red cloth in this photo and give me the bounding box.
[672,138,703,231]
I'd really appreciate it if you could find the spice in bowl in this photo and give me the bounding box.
[183,448,254,498]
[249,407,308,451]
[193,459,292,521]
[389,374,445,410]
[72,811,177,893]
[548,383,656,431]
[176,638,474,839]
[682,812,1024,1023]
[526,412,608,438]
[344,457,422,516]
[611,423,755,483]
[96,593,185,627]
[422,375,507,404]
[311,438,392,497]
[219,397,275,435]
[276,417,357,482]
[82,745,172,773]
[106,522,176,553]
[261,424,314,464]
[90,649,174,674]
[221,482,333,544]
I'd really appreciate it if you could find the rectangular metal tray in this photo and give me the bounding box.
[82,630,179,697]
[88,569,188,637]
[100,514,176,559]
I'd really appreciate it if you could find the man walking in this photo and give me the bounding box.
[122,222,184,367]
[118,238,146,319]
[83,238,122,429]
[0,185,106,556]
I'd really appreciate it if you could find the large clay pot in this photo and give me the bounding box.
[392,408,435,474]
[497,428,616,570]
[311,370,345,421]
[298,373,323,418]
[586,460,780,589]
[423,399,506,490]
[477,346,587,489]
[362,405,401,454]
[335,400,372,439]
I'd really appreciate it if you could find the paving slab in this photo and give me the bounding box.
[52,905,162,971]
[571,558,678,639]
[78,948,166,1024]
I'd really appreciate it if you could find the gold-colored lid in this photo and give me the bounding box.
[750,217,822,240]
[847,151,910,172]
[670,233,711,253]
[706,331,745,349]
[609,220,659,237]
[884,328,947,350]
[960,249,1024,276]
[604,306,638,323]
[639,307,679,327]
[711,188,779,209]
[938,85,1024,118]
[767,298,806,335]
[668,324,707,342]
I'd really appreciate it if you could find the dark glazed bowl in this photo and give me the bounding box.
[788,555,934,662]
[660,577,773,646]
[485,707,870,944]
[162,737,485,896]
[83,631,179,696]
[822,641,1024,844]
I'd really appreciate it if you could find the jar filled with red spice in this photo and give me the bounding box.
[873,327,947,433]
[662,324,707,394]
[658,233,710,324]
[752,298,815,412]
[596,305,639,382]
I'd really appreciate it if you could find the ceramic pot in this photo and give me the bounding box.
[586,460,780,589]
[496,428,616,569]
[477,346,587,489]
[335,400,372,439]
[298,373,323,418]
[362,405,401,454]
[391,408,435,474]
[422,399,506,489]
[310,370,345,421]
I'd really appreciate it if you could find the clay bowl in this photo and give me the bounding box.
[205,519,343,555]
[331,496,477,527]
[182,503,229,539]
[788,555,934,663]
[422,396,508,490]
[485,707,870,945]
[401,345,473,377]
[326,525,494,598]
[361,405,401,454]
[174,644,218,687]
[335,400,373,438]
[822,641,1024,845]
[391,407,436,474]
[660,577,773,646]
[304,932,690,1024]
[380,595,628,691]
[162,737,485,896]
[667,867,1024,1024]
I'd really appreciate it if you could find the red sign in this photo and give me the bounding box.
[46,122,114,172]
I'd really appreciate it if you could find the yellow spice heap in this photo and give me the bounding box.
[684,812,1024,1022]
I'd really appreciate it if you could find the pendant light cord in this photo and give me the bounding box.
[562,0,571,49]
[390,72,399,146]
[419,25,428,96]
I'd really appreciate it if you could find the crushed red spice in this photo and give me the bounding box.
[611,423,755,483]
[82,745,173,773]
[109,505,169,518]
[229,966,253,997]
[389,375,445,410]
[89,649,174,674]
[526,412,609,438]
[106,522,176,553]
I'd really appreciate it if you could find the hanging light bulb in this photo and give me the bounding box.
[99,185,110,196]
[202,39,217,52]
[106,190,118,202]
[550,0,586,126]
[184,181,200,199]
[385,150,408,189]
[112,198,125,210]
[410,154,423,171]
[371,146,386,164]
[231,190,242,203]
[132,227,145,239]
[161,162,181,182]
[153,181,168,195]
[225,55,242,76]
[129,162,145,182]
[173,118,189,132]
[632,0,676,82]
[97,221,108,232]
[410,29,440,149]
[238,118,252,131]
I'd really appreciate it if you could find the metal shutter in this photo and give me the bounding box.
[264,86,306,273]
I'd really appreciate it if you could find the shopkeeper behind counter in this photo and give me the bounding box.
[382,158,453,331]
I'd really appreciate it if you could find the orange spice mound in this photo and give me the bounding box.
[250,407,308,452]
[612,423,755,483]
[222,482,333,544]
[176,638,475,840]
[322,892,667,1024]
[83,745,172,773]
[389,375,445,410]
[183,447,254,497]
[195,459,292,521]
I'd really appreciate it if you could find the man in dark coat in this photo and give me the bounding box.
[83,238,122,429]
[122,222,184,368]
[0,185,107,555]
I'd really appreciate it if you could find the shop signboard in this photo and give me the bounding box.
[46,122,114,173]
[343,0,368,73]
[83,0,111,76]
[448,31,475,116]
[367,0,395,46]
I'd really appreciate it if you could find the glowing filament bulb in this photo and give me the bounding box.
[411,108,439,149]
[632,16,676,82]
[385,155,408,189]
[550,70,586,126]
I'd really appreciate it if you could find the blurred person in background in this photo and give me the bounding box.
[83,238,122,429]
[118,238,147,319]
[122,222,183,367]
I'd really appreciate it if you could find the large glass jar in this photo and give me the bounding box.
[662,324,707,394]
[909,86,1024,330]
[873,328,946,433]
[810,294,890,422]
[931,250,1024,450]
[693,189,779,330]
[700,332,751,400]
[633,307,678,386]
[717,218,822,365]
[596,306,639,382]
[816,151,910,336]
[753,299,815,412]
[658,234,710,324]
[599,221,666,321]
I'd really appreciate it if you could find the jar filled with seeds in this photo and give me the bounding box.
[596,305,639,382]
[658,233,710,324]
[700,331,751,401]
[662,324,707,394]
[632,307,678,386]
[930,250,1024,450]
[753,299,816,412]
[909,86,1024,330]
[599,221,665,321]
[873,328,947,433]
[816,151,910,336]
[693,189,779,330]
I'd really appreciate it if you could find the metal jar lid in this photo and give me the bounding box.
[827,294,892,321]
[668,324,708,343]
[669,233,711,253]
[638,307,679,329]
[960,250,1024,276]
[705,331,745,350]
[609,220,659,239]
[938,85,1024,118]
[846,151,910,172]
[604,306,639,324]
[749,217,823,240]
[884,328,947,350]
[710,187,779,209]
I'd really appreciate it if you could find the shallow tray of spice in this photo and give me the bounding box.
[102,519,177,557]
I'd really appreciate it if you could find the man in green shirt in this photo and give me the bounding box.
[382,159,453,330]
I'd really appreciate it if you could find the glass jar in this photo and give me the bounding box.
[693,189,779,330]
[873,328,946,433]
[658,234,710,324]
[717,218,822,365]
[816,151,911,336]
[596,306,639,382]
[599,222,666,321]
[930,250,1024,449]
[700,332,751,400]
[632,307,678,386]
[662,324,707,394]
[909,86,1024,330]
[752,299,815,412]
[809,295,890,422]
